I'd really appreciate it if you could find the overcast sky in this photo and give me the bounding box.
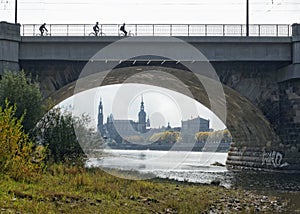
[0,0,299,24]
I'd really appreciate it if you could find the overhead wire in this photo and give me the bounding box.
[1,0,299,13]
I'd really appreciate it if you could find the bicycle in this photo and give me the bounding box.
[89,30,105,36]
[120,30,134,36]
[35,31,51,36]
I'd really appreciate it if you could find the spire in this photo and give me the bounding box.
[98,97,104,134]
[98,97,103,114]
[140,94,144,111]
[138,94,146,133]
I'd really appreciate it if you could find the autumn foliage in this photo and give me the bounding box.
[0,101,45,181]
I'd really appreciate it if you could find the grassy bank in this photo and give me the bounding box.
[0,165,290,214]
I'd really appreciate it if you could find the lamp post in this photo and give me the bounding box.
[14,0,17,24]
[246,0,249,36]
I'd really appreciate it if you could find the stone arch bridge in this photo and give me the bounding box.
[1,22,300,172]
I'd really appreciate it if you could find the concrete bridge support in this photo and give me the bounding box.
[278,24,300,169]
[226,24,300,172]
[0,22,20,73]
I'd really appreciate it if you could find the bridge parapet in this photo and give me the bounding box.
[21,23,291,37]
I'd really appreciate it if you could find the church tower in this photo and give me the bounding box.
[138,95,147,133]
[97,98,104,134]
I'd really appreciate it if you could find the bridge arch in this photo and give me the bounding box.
[44,66,281,171]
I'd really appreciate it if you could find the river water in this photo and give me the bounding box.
[87,149,300,211]
[87,149,300,189]
[87,150,229,185]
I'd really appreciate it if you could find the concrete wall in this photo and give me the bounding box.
[0,22,20,73]
[19,36,292,62]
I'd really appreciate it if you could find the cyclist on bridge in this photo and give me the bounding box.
[120,23,127,36]
[93,22,100,36]
[39,23,48,36]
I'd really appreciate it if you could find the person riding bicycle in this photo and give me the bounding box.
[93,22,100,36]
[120,23,127,36]
[39,23,48,36]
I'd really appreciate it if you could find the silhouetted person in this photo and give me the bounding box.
[93,21,100,36]
[120,23,127,36]
[39,23,48,36]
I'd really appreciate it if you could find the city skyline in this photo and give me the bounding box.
[62,84,226,131]
[98,93,210,130]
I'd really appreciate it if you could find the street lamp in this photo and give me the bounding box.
[246,0,249,36]
[15,0,17,24]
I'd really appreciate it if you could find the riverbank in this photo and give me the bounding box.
[106,142,230,152]
[0,165,297,213]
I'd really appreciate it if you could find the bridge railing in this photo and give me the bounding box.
[21,24,292,37]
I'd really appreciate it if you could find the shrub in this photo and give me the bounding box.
[35,108,85,164]
[0,101,46,181]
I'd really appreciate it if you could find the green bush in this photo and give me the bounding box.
[35,108,88,165]
[0,71,43,132]
[0,101,46,181]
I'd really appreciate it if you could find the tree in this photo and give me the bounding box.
[150,131,181,144]
[35,108,103,164]
[0,71,43,132]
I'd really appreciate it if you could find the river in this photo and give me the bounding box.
[87,149,300,211]
[87,150,228,183]
[86,149,298,189]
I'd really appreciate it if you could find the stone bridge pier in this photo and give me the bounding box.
[226,24,300,172]
[0,21,299,172]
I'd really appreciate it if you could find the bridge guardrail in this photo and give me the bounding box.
[21,24,292,37]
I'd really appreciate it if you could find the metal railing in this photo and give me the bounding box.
[21,24,292,37]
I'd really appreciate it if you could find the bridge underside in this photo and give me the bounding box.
[20,60,299,172]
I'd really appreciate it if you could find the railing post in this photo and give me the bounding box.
[258,24,260,37]
[152,24,154,36]
[135,24,137,36]
[84,24,86,36]
[276,24,278,37]
[241,24,242,36]
[170,24,172,36]
[223,24,225,36]
[205,24,207,36]
[188,24,190,36]
[67,24,69,36]
[33,25,35,36]
[50,24,52,36]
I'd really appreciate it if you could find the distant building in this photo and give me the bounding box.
[181,116,210,143]
[181,116,210,133]
[97,96,150,143]
[97,97,211,144]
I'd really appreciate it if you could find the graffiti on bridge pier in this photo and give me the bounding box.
[262,150,289,168]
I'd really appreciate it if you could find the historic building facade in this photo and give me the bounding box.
[97,97,150,143]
